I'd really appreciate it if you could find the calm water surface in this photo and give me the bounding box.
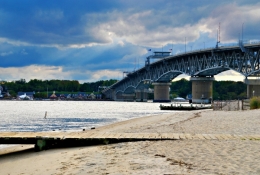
[0,101,173,132]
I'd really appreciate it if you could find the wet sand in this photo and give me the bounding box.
[0,109,260,174]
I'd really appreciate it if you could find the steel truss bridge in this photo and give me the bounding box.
[103,41,260,99]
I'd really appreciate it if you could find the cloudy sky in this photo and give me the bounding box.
[0,0,260,83]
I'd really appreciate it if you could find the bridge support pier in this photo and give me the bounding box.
[135,89,148,102]
[122,93,135,102]
[152,82,171,102]
[105,89,116,100]
[191,77,214,103]
[244,78,260,98]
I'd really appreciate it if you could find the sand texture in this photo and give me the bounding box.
[0,109,260,174]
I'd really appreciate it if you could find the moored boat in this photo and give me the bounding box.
[160,103,212,110]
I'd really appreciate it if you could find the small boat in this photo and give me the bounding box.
[160,103,212,111]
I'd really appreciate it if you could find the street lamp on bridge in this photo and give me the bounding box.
[242,23,244,42]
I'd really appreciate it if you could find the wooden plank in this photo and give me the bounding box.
[224,134,236,140]
[246,135,260,140]
[127,133,137,139]
[179,134,186,139]
[164,133,174,139]
[161,133,170,139]
[120,133,132,139]
[64,132,79,138]
[62,132,77,139]
[67,133,81,139]
[43,132,65,138]
[78,132,94,139]
[219,134,230,140]
[0,132,18,137]
[195,134,206,140]
[101,132,114,139]
[201,134,212,140]
[138,133,149,139]
[108,133,120,139]
[90,133,105,139]
[241,135,253,140]
[206,134,218,140]
[91,132,106,139]
[73,132,86,139]
[99,132,111,139]
[154,133,162,139]
[7,133,24,138]
[228,134,240,139]
[171,133,180,140]
[184,134,193,140]
[233,134,247,140]
[213,134,225,140]
[249,135,260,140]
[14,133,38,138]
[9,131,260,145]
[149,133,160,139]
[190,134,200,140]
[89,132,105,138]
[225,134,238,139]
[126,133,138,139]
[163,133,174,139]
[94,132,107,138]
[135,133,145,139]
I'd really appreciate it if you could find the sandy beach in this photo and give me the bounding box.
[1,109,260,174]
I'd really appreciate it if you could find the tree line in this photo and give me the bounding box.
[1,78,247,100]
[1,79,117,97]
[169,78,247,100]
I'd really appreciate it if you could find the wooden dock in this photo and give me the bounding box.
[1,131,260,151]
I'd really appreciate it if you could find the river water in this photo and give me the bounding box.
[0,101,173,132]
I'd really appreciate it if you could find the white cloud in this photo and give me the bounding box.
[214,70,245,82]
[0,37,31,47]
[199,3,260,42]
[83,2,260,48]
[0,51,13,56]
[34,9,64,21]
[21,49,28,55]
[89,69,122,82]
[0,65,70,82]
[0,65,122,83]
[172,70,245,82]
[117,40,125,46]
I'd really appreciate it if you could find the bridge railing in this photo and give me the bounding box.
[172,41,260,57]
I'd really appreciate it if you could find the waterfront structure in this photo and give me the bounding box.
[17,92,35,100]
[102,41,260,102]
[0,85,3,98]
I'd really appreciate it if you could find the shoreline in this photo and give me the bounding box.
[0,109,260,174]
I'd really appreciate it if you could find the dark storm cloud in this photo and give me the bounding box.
[0,0,120,46]
[0,0,223,46]
[0,0,259,82]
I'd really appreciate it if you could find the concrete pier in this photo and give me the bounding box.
[244,78,260,98]
[191,77,214,103]
[122,93,135,102]
[115,91,124,101]
[115,92,135,101]
[135,89,148,102]
[152,82,171,102]
[104,89,116,100]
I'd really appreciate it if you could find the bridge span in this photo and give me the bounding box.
[102,41,260,102]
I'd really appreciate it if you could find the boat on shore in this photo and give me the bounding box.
[160,103,212,111]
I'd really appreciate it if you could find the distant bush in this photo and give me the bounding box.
[250,97,260,109]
